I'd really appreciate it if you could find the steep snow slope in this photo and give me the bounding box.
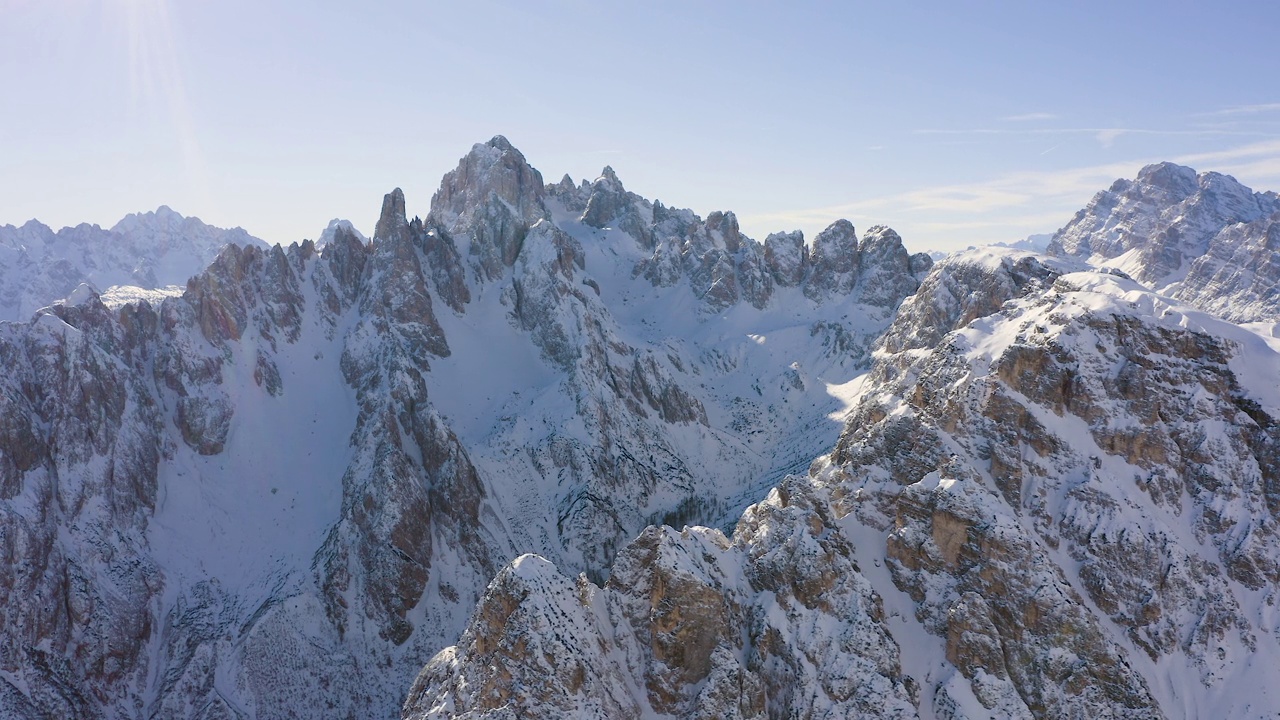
[410,249,1280,719]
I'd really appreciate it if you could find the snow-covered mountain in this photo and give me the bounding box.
[1048,161,1280,322]
[406,164,1280,719]
[0,207,272,322]
[0,136,932,719]
[411,247,1280,719]
[5,146,1280,719]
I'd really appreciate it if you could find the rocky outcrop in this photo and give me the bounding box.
[805,219,860,299]
[405,477,918,720]
[428,136,550,281]
[1173,210,1280,321]
[829,259,1280,716]
[877,249,1061,356]
[764,230,807,286]
[0,295,164,719]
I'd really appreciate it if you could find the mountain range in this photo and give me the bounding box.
[2,138,1279,719]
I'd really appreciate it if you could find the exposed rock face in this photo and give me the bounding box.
[806,219,860,298]
[835,259,1280,717]
[548,166,925,314]
[0,294,164,720]
[428,136,550,281]
[1048,161,1280,322]
[877,249,1061,356]
[1174,211,1280,321]
[764,230,807,286]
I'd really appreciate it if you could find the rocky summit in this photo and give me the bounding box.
[2,147,1280,720]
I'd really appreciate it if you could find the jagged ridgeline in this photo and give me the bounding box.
[0,136,934,719]
[5,140,1280,719]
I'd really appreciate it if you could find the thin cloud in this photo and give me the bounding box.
[1096,129,1125,147]
[914,127,1273,139]
[1201,103,1280,117]
[1002,112,1058,122]
[1174,138,1280,166]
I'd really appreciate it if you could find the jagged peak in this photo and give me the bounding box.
[318,218,367,250]
[374,188,408,243]
[765,229,804,243]
[63,282,102,308]
[596,165,623,189]
[430,136,547,231]
[459,134,533,169]
[16,218,52,234]
[111,205,190,233]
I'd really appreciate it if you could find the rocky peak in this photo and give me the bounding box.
[428,136,548,232]
[315,218,366,250]
[805,219,860,299]
[546,173,588,214]
[855,225,918,307]
[374,187,408,243]
[597,165,622,190]
[764,230,806,286]
[704,211,742,253]
[1135,161,1199,197]
[427,137,550,281]
[555,173,575,191]
[110,205,183,235]
[876,248,1063,361]
[581,165,655,248]
[1047,161,1280,321]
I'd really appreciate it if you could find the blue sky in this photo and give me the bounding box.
[4,0,1280,252]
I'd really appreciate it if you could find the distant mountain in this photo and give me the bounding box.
[1048,161,1280,322]
[994,232,1054,253]
[0,206,269,322]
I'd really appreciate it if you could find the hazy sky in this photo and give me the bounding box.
[5,0,1280,253]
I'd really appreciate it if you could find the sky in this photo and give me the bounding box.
[4,0,1280,254]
